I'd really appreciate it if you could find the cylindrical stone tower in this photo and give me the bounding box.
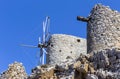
[87,4,120,53]
[46,34,86,65]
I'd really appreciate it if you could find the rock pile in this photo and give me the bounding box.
[27,65,57,79]
[0,62,27,79]
[27,53,95,79]
[89,48,120,71]
[28,49,120,79]
[87,48,120,79]
[1,50,119,79]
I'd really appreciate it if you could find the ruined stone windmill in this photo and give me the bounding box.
[76,4,120,75]
[22,16,87,65]
[77,4,120,53]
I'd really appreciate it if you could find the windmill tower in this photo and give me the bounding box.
[77,4,120,53]
[46,34,86,65]
[22,16,87,65]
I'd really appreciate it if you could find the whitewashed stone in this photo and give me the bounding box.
[46,34,86,65]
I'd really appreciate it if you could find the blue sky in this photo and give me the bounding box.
[0,0,120,74]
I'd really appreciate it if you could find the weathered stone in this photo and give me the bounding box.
[86,74,98,79]
[0,62,27,79]
[73,61,81,68]
[46,34,86,65]
[86,4,120,53]
[88,65,95,74]
[109,56,116,64]
[116,53,120,59]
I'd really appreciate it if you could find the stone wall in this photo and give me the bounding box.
[87,4,120,53]
[46,34,86,65]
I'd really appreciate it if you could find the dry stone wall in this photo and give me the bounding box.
[46,34,86,65]
[87,4,120,53]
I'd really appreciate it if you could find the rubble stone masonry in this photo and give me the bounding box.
[87,4,120,53]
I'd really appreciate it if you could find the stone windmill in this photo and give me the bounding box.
[46,34,86,64]
[77,4,120,53]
